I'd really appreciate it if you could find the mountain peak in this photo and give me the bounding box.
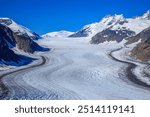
[69,14,127,37]
[100,14,125,25]
[136,10,150,20]
[142,10,150,20]
[0,17,14,25]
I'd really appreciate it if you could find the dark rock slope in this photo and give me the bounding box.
[126,27,150,44]
[0,22,47,65]
[127,27,150,62]
[0,24,19,62]
[69,28,89,37]
[13,32,44,53]
[131,38,150,62]
[91,29,135,44]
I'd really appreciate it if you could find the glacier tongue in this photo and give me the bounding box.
[2,37,150,99]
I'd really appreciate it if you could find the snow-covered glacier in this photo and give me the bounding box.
[1,37,150,100]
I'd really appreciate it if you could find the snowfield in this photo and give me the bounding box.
[1,37,150,99]
[42,30,74,38]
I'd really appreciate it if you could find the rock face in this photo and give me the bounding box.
[128,27,150,62]
[126,27,150,44]
[0,39,18,62]
[131,38,150,62]
[14,32,44,53]
[0,19,47,65]
[69,28,90,37]
[0,24,19,62]
[91,29,135,44]
[0,24,16,47]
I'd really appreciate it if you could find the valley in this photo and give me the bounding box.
[0,37,150,99]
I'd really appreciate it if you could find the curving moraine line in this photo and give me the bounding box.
[0,56,46,99]
[109,48,150,89]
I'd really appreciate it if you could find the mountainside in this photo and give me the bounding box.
[42,30,74,38]
[0,24,16,47]
[70,10,150,44]
[0,24,19,62]
[131,38,150,62]
[127,27,150,44]
[0,18,41,40]
[129,27,150,62]
[0,18,49,66]
[0,18,46,53]
[14,32,45,53]
[91,28,135,44]
[136,10,150,20]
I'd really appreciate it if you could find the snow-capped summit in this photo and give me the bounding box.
[0,18,40,40]
[91,17,150,44]
[70,10,150,41]
[100,14,125,25]
[42,30,74,38]
[69,14,128,37]
[135,10,150,20]
[141,10,150,20]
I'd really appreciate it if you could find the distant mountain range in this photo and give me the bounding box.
[42,30,74,38]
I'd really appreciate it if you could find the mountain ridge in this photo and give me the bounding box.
[0,18,41,40]
[69,10,150,43]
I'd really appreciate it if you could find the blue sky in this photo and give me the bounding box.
[0,0,150,35]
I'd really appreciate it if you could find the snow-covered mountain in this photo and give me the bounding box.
[70,15,126,37]
[70,11,150,43]
[136,10,150,20]
[42,30,74,38]
[0,18,46,53]
[0,19,48,67]
[0,18,40,40]
[0,23,34,65]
